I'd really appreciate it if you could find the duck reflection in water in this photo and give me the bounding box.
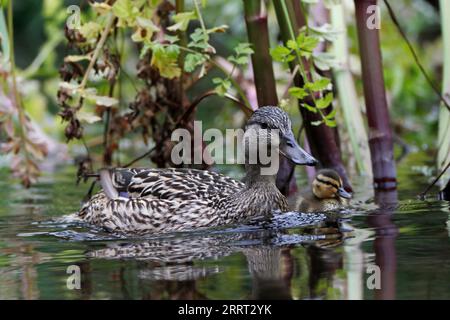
[86,215,352,300]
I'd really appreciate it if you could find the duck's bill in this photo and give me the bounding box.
[280,133,318,166]
[338,187,352,199]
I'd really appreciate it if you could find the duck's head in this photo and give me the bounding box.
[312,169,352,200]
[243,106,317,167]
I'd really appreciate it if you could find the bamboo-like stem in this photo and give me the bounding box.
[243,0,278,106]
[438,0,450,184]
[354,0,396,190]
[273,0,351,190]
[330,1,371,176]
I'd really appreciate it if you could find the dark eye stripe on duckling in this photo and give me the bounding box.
[316,175,340,190]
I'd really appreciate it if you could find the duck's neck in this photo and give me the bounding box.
[243,164,278,189]
[218,164,287,224]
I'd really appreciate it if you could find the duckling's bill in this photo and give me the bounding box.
[338,187,352,199]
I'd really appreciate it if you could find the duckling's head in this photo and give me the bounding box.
[312,169,352,201]
[243,106,317,168]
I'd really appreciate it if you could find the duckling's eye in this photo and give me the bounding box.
[260,123,268,129]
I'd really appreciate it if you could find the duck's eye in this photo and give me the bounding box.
[260,123,268,129]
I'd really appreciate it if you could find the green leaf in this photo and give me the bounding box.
[79,22,102,45]
[190,28,207,43]
[227,43,253,67]
[296,32,320,56]
[228,55,249,66]
[140,43,152,59]
[188,28,209,50]
[316,92,333,109]
[112,0,132,18]
[311,120,323,126]
[301,103,317,113]
[270,45,294,63]
[325,108,337,120]
[184,53,206,72]
[167,11,196,32]
[324,118,337,127]
[286,40,298,50]
[150,44,181,79]
[131,17,160,42]
[213,77,231,96]
[234,43,254,56]
[306,78,331,92]
[112,0,137,26]
[289,87,308,99]
[165,34,179,44]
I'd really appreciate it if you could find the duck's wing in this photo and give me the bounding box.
[111,168,245,201]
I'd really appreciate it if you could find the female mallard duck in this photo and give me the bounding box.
[291,169,352,213]
[78,106,317,234]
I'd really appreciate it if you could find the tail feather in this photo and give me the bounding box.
[100,169,118,199]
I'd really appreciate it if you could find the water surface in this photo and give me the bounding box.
[0,157,449,300]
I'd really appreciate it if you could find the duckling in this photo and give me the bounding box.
[78,106,318,234]
[292,169,351,213]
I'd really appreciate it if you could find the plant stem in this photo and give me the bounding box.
[438,0,450,184]
[279,0,328,124]
[273,0,351,190]
[175,44,252,109]
[7,0,29,158]
[193,0,207,39]
[330,1,371,175]
[384,0,450,112]
[243,0,278,106]
[213,59,252,109]
[176,0,187,94]
[418,159,450,199]
[354,0,396,190]
[79,13,115,91]
[0,8,10,63]
[182,3,251,109]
